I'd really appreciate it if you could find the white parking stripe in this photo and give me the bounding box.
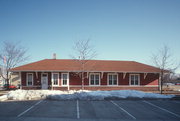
[17,100,43,117]
[76,100,80,119]
[110,101,136,120]
[143,100,180,118]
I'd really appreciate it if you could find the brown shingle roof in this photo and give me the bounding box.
[11,59,161,73]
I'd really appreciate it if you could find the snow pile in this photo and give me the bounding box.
[49,90,174,100]
[0,89,174,101]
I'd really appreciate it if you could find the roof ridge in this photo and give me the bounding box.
[45,59,134,62]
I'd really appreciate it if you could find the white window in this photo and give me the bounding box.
[27,73,33,86]
[89,73,100,85]
[52,73,59,86]
[130,74,140,86]
[61,73,69,86]
[108,73,118,85]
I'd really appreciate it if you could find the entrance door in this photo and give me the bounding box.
[41,73,48,89]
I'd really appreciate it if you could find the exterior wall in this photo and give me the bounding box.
[21,72,159,91]
[21,72,52,89]
[10,72,20,86]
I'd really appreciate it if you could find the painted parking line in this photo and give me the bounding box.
[76,100,80,119]
[17,100,43,117]
[110,101,136,120]
[143,100,180,118]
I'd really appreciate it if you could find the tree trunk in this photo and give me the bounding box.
[160,71,164,94]
[6,78,9,90]
[82,72,84,90]
[6,71,9,90]
[160,79,163,94]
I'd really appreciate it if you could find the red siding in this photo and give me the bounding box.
[69,72,82,85]
[101,73,107,85]
[21,72,159,91]
[119,73,129,85]
[140,73,159,85]
[21,72,51,87]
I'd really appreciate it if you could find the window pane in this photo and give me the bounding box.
[113,79,117,85]
[130,75,139,85]
[132,75,134,79]
[63,80,67,85]
[95,75,99,80]
[113,75,117,85]
[109,80,112,85]
[90,75,94,85]
[91,75,94,81]
[63,74,67,79]
[27,74,33,85]
[53,74,58,85]
[95,79,99,85]
[90,74,99,85]
[91,80,94,85]
[130,75,134,85]
[135,75,138,81]
[62,74,67,85]
[131,80,134,85]
[109,75,112,80]
[114,80,117,85]
[135,80,138,85]
[131,75,134,82]
[109,75,112,85]
[95,75,99,85]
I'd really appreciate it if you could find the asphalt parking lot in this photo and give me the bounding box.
[0,99,180,121]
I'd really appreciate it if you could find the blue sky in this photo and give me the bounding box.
[0,0,180,73]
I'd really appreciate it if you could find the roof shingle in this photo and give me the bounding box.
[11,59,160,73]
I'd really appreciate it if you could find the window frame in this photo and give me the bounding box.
[89,73,100,86]
[61,73,69,86]
[129,74,140,86]
[26,73,33,86]
[52,73,59,86]
[107,73,118,86]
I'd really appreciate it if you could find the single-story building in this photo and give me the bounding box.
[11,59,161,91]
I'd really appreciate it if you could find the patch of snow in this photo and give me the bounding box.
[0,89,174,101]
[0,95,8,101]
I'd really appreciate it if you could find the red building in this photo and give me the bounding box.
[11,59,160,91]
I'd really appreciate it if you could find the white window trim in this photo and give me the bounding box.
[61,73,69,86]
[26,73,33,86]
[89,73,101,86]
[51,73,59,87]
[129,74,140,86]
[107,73,118,86]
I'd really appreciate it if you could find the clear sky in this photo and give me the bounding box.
[0,0,180,73]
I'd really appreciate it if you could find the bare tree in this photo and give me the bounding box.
[71,39,97,90]
[152,45,179,94]
[0,41,29,90]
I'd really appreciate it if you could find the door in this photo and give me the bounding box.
[41,73,48,89]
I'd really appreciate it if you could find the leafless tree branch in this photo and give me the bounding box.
[0,40,29,89]
[151,45,179,94]
[70,39,97,90]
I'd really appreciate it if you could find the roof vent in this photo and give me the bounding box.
[53,53,56,59]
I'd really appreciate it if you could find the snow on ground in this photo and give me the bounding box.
[0,89,174,101]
